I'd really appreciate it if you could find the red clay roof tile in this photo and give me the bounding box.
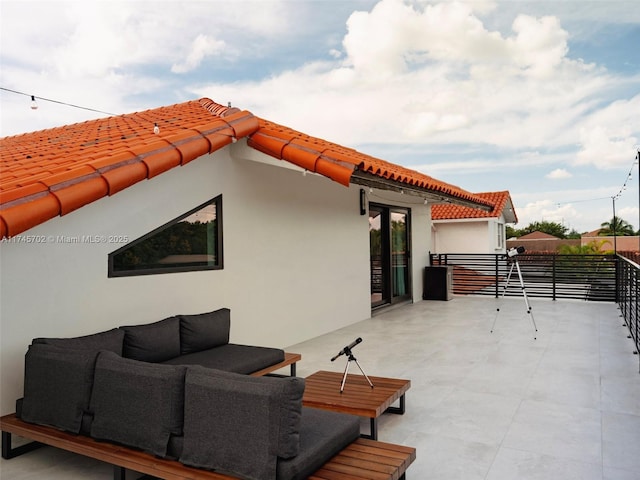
[431,191,516,222]
[0,98,493,239]
[248,118,495,203]
[1,194,61,237]
[519,231,557,239]
[0,99,258,237]
[53,177,109,215]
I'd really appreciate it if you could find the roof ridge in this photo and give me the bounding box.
[1,98,498,239]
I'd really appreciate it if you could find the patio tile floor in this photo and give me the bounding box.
[2,296,639,479]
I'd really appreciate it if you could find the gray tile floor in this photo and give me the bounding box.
[2,296,640,479]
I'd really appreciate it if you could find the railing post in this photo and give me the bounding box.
[552,254,556,301]
[495,254,499,298]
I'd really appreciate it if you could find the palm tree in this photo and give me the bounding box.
[599,216,635,236]
[559,240,612,255]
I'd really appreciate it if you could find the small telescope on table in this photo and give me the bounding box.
[330,337,374,393]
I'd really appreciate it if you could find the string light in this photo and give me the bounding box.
[2,87,186,139]
[557,153,640,207]
[1,87,117,116]
[612,155,638,201]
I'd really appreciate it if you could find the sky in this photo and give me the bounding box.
[1,0,639,234]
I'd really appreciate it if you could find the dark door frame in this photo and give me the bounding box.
[369,203,412,309]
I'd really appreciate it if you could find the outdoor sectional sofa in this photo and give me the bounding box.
[11,308,364,480]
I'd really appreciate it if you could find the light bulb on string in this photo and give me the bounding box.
[30,95,38,110]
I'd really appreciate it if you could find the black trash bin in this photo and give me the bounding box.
[423,266,453,300]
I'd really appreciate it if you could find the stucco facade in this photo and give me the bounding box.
[0,141,432,414]
[431,218,505,254]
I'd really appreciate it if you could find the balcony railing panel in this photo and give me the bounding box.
[430,253,617,301]
[617,255,640,371]
[429,252,639,371]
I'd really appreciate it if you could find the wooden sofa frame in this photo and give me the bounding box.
[1,413,415,480]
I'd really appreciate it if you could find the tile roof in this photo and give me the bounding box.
[0,99,257,239]
[519,231,558,240]
[0,98,493,239]
[431,191,517,223]
[249,118,494,208]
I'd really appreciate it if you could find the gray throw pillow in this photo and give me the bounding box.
[120,316,180,362]
[179,308,230,354]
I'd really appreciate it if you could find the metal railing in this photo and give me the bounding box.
[429,253,617,301]
[616,255,640,372]
[428,252,640,371]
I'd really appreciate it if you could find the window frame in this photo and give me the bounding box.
[108,195,223,277]
[496,221,505,249]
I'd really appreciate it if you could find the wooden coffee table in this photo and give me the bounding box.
[302,370,410,440]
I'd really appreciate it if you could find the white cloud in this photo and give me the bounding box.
[573,94,640,169]
[546,168,572,180]
[192,0,631,156]
[507,14,568,77]
[172,34,227,74]
[515,199,579,229]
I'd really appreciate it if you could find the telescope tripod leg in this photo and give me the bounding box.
[491,260,537,339]
[353,358,374,389]
[340,359,351,393]
[340,356,374,393]
[491,262,515,333]
[515,261,538,339]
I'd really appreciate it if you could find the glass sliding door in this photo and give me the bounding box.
[369,204,411,308]
[369,205,387,307]
[391,211,409,298]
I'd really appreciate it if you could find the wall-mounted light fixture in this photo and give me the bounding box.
[360,188,366,215]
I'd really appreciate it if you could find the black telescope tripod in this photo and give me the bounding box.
[330,337,374,393]
[491,247,538,339]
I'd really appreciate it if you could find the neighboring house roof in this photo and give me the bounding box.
[431,191,517,223]
[0,98,493,239]
[582,229,603,237]
[518,231,558,240]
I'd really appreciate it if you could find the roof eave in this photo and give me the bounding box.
[350,171,493,211]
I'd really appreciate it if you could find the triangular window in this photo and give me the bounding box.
[108,195,222,277]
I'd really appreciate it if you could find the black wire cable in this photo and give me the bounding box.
[0,86,118,116]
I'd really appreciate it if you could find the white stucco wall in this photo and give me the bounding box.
[0,141,433,414]
[0,145,363,414]
[432,220,489,253]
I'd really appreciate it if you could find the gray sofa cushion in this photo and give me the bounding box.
[179,308,230,354]
[276,407,361,480]
[120,316,180,362]
[20,343,98,433]
[90,351,186,457]
[163,343,285,374]
[180,366,304,480]
[32,328,124,355]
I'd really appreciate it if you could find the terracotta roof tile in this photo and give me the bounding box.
[1,98,493,239]
[0,99,258,238]
[248,118,494,207]
[519,231,558,240]
[431,191,517,222]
